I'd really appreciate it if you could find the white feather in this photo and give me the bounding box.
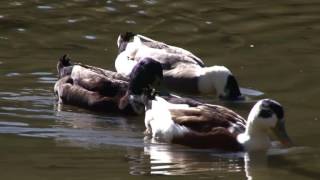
[70,65,88,81]
[145,96,190,142]
[237,100,278,151]
[198,66,231,96]
[114,52,137,76]
[115,36,143,75]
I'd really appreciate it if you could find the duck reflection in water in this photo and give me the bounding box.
[124,142,245,176]
[128,143,312,178]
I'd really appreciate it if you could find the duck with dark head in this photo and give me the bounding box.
[132,58,293,152]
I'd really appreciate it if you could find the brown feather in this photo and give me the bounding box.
[55,56,148,114]
[169,104,246,135]
[73,62,129,81]
[172,127,243,151]
[55,76,138,114]
[74,73,128,97]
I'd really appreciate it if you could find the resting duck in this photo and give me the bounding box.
[115,32,243,100]
[54,55,163,115]
[141,94,292,152]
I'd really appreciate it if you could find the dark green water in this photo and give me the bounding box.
[1,0,320,179]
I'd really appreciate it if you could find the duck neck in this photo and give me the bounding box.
[238,119,271,152]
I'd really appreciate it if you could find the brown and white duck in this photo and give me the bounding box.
[117,58,291,152]
[115,32,248,100]
[141,94,292,152]
[54,55,163,115]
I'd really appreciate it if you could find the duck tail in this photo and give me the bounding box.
[117,32,136,53]
[120,32,136,42]
[57,54,73,78]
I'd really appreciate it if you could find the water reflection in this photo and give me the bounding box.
[243,152,270,180]
[0,120,144,148]
[84,35,97,40]
[245,148,320,180]
[37,5,54,10]
[0,116,318,179]
[139,144,244,176]
[55,104,136,131]
[128,144,318,178]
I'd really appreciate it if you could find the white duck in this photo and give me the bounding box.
[115,32,244,100]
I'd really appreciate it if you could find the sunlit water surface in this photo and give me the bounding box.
[1,0,320,179]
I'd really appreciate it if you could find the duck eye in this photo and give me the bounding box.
[259,109,273,118]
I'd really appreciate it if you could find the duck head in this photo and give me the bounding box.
[118,57,163,112]
[128,57,163,94]
[238,99,293,151]
[199,66,243,101]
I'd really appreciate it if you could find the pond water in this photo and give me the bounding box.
[1,0,320,179]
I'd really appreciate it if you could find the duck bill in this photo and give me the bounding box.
[271,119,293,148]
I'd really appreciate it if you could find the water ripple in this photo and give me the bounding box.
[0,121,29,127]
[0,125,143,148]
[5,72,21,77]
[84,35,97,40]
[106,6,117,12]
[37,5,53,10]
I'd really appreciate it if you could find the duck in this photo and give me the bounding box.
[54,55,163,115]
[140,93,293,152]
[115,32,243,100]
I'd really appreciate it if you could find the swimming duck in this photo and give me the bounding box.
[54,55,163,115]
[141,93,292,152]
[115,32,243,100]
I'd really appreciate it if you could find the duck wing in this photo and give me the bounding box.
[171,127,243,151]
[136,34,205,67]
[70,65,128,97]
[133,45,203,70]
[56,55,130,97]
[57,55,129,81]
[74,62,129,82]
[117,33,205,68]
[54,76,135,113]
[169,105,246,135]
[163,96,202,107]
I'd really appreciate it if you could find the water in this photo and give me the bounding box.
[1,0,320,179]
